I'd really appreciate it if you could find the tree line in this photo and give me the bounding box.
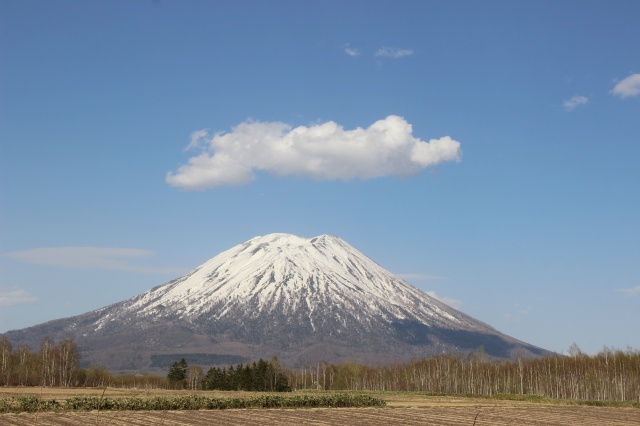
[0,336,89,387]
[2,335,639,401]
[286,346,640,401]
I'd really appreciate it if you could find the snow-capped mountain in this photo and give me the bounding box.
[4,234,549,372]
[118,233,467,330]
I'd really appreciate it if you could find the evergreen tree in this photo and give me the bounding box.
[167,357,188,384]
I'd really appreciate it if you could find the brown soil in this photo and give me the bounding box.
[1,388,638,425]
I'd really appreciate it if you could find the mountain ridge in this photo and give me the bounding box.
[3,233,551,372]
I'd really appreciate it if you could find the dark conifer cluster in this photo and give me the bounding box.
[166,358,188,382]
[201,358,290,392]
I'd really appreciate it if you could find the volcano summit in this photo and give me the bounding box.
[4,234,549,372]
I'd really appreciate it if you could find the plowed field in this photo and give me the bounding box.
[2,406,640,426]
[1,388,638,425]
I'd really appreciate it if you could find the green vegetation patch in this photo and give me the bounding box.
[492,393,553,402]
[0,393,386,413]
[491,393,640,408]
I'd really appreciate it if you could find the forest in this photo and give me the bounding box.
[1,336,639,402]
[285,347,640,401]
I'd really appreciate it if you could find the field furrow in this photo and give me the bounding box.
[2,406,640,426]
[2,388,640,426]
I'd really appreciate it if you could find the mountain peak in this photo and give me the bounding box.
[3,233,550,371]
[246,233,342,247]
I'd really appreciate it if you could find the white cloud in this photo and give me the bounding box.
[563,95,589,111]
[7,247,184,275]
[344,44,360,57]
[374,47,414,58]
[611,73,640,98]
[617,285,640,297]
[426,291,462,309]
[187,129,209,150]
[0,288,37,307]
[166,115,461,190]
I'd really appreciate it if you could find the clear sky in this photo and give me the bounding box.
[1,0,638,355]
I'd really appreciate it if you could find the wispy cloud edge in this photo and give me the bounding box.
[6,247,185,275]
[611,73,640,98]
[616,285,640,297]
[344,44,360,57]
[563,95,589,111]
[0,288,37,307]
[374,46,414,58]
[426,291,463,309]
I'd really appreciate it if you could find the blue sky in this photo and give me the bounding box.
[1,0,638,355]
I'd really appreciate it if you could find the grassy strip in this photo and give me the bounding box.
[491,393,640,408]
[0,393,386,413]
[359,391,640,409]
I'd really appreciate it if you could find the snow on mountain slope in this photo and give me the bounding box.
[98,233,475,333]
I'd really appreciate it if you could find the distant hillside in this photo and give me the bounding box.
[3,233,551,372]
